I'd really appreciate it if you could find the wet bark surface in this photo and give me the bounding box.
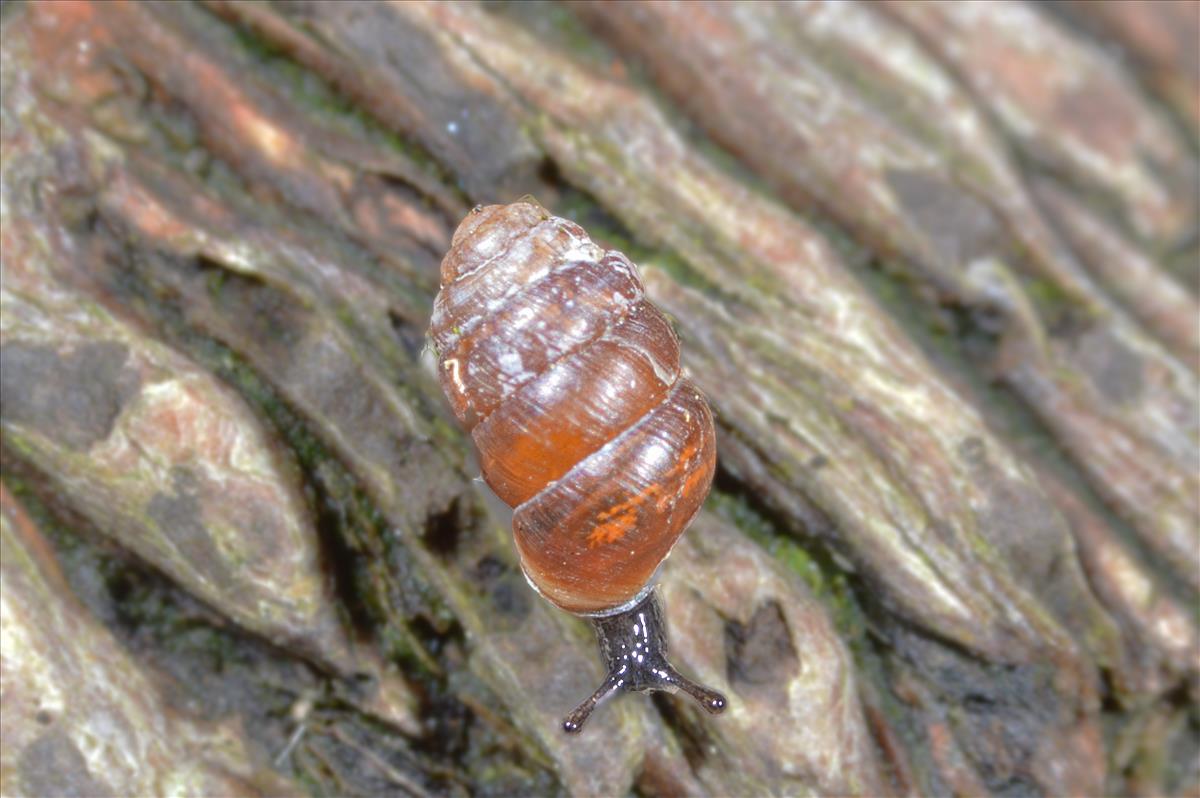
[0,1,1196,796]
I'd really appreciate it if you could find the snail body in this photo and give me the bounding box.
[431,201,725,732]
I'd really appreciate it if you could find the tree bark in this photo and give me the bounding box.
[1,1,1196,796]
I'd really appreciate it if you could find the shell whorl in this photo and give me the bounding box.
[431,202,716,614]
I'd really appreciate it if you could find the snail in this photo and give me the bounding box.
[429,200,727,733]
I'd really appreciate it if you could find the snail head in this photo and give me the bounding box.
[562,589,727,733]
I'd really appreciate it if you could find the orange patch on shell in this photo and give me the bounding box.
[585,507,639,548]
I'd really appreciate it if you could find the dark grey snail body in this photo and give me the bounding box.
[430,201,726,732]
[565,591,726,733]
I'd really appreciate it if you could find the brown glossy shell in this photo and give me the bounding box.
[430,202,716,615]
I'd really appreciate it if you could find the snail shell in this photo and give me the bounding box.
[430,201,716,616]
